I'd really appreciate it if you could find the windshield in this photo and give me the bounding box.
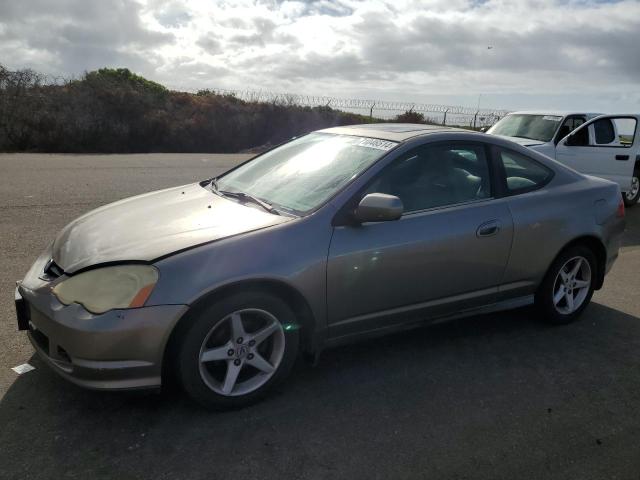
[488,114,563,142]
[215,133,397,214]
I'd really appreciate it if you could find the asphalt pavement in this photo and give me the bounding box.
[1,153,640,480]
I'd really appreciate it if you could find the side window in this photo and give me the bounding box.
[498,149,552,194]
[571,117,586,130]
[615,118,637,146]
[365,143,491,213]
[566,125,589,146]
[556,116,585,142]
[593,118,616,144]
[592,118,637,147]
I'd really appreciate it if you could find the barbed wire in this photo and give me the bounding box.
[1,63,508,127]
[200,87,509,125]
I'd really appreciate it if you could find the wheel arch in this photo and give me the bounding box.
[161,278,319,383]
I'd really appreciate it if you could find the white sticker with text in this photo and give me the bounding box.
[356,138,397,151]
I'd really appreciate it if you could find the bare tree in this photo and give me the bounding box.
[0,65,48,150]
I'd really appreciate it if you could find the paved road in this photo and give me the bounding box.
[1,154,640,480]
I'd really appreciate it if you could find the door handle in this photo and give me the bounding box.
[615,154,629,161]
[477,220,501,237]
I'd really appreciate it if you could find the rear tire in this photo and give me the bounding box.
[623,172,639,207]
[176,291,300,410]
[535,245,597,325]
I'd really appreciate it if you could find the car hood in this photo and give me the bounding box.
[490,134,546,147]
[52,183,291,273]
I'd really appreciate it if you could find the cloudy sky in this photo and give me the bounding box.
[1,0,639,112]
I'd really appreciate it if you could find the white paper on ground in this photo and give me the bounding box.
[11,363,35,375]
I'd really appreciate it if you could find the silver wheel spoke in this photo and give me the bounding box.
[249,320,279,346]
[559,270,569,283]
[246,352,275,373]
[564,291,575,312]
[569,258,583,278]
[553,285,566,305]
[201,341,233,363]
[574,279,589,289]
[222,360,242,394]
[230,312,246,340]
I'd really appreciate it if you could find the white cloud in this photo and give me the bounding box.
[1,0,639,111]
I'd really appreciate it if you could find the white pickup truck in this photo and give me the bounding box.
[487,111,640,206]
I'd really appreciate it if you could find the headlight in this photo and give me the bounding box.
[52,265,159,314]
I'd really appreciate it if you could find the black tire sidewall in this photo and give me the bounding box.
[177,291,300,410]
[536,245,597,325]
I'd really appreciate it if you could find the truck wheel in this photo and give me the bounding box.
[623,172,639,207]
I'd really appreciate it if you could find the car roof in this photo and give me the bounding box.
[319,123,467,142]
[319,123,586,182]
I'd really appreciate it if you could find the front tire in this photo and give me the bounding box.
[177,291,300,409]
[535,245,596,325]
[623,172,639,207]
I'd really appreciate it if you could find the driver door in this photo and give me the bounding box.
[326,141,514,338]
[555,115,640,192]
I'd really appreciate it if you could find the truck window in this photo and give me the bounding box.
[555,116,586,143]
[488,114,562,142]
[594,119,615,144]
[593,118,637,147]
[613,118,637,147]
[566,126,589,146]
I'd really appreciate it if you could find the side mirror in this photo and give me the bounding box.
[354,193,403,223]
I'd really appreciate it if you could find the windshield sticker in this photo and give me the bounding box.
[542,116,562,121]
[356,138,397,151]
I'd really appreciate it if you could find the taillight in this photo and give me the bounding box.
[616,197,625,218]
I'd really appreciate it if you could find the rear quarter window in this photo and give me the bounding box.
[498,149,553,194]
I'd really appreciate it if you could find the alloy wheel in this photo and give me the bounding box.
[198,308,285,396]
[625,176,639,202]
[552,256,592,315]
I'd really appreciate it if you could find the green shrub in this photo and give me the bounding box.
[0,65,379,153]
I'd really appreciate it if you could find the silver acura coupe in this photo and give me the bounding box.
[15,124,625,409]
